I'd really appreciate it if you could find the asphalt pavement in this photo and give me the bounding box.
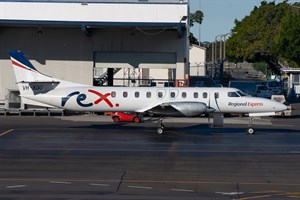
[0,103,299,199]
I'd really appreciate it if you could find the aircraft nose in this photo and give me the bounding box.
[273,101,287,111]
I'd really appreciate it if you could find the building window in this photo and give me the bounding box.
[135,92,140,98]
[182,92,187,98]
[293,74,300,84]
[193,92,198,98]
[146,92,151,98]
[111,91,116,98]
[203,92,208,98]
[123,91,128,98]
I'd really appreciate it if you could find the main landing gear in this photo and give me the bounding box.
[156,117,165,135]
[246,117,255,135]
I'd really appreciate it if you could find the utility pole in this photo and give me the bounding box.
[214,34,222,61]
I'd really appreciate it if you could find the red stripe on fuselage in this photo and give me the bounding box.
[12,60,31,71]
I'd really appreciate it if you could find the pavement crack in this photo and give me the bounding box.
[237,182,241,199]
[116,171,127,193]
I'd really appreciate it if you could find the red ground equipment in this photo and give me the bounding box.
[111,112,140,123]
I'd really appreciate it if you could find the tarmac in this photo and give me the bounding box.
[0,102,299,199]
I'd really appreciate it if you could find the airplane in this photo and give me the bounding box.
[9,50,287,135]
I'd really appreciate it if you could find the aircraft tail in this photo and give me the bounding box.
[9,50,84,108]
[9,50,54,83]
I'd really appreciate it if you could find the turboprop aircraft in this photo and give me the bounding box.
[9,50,287,135]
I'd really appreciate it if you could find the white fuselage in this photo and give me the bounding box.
[23,86,287,115]
[9,50,288,119]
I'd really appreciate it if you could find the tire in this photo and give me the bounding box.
[246,128,255,135]
[133,117,140,123]
[113,116,120,123]
[156,126,164,135]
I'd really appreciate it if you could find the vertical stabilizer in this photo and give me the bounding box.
[8,50,85,108]
[9,50,53,83]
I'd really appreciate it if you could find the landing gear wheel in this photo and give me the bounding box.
[246,128,255,135]
[156,126,165,135]
[113,117,120,123]
[133,117,140,123]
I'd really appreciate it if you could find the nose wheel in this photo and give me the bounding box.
[246,117,255,135]
[246,127,255,135]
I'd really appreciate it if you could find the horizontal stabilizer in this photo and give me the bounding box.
[21,97,56,108]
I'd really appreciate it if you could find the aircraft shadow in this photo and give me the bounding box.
[70,122,300,136]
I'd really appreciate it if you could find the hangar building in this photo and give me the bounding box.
[0,0,189,109]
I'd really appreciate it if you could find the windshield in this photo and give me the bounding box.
[228,90,250,97]
[237,90,249,97]
[228,92,240,97]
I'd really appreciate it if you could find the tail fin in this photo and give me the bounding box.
[9,50,58,107]
[9,50,53,83]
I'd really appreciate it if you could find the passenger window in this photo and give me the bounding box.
[111,91,116,98]
[146,92,151,98]
[170,92,176,98]
[215,92,219,98]
[194,92,198,98]
[135,92,140,98]
[203,92,208,98]
[123,91,128,98]
[228,92,239,97]
[182,92,187,98]
[158,92,163,98]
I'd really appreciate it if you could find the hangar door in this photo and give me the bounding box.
[94,52,176,86]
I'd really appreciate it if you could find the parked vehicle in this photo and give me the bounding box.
[255,85,272,98]
[260,80,283,95]
[189,76,220,87]
[228,81,256,96]
[112,112,140,123]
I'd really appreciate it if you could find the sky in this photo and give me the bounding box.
[189,0,299,42]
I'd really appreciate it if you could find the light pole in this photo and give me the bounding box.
[221,32,237,60]
[221,33,231,60]
[212,41,214,64]
[212,32,237,84]
[214,34,223,62]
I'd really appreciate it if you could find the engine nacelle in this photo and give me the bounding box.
[170,102,208,117]
[148,102,214,117]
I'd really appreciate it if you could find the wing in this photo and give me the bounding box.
[145,102,215,117]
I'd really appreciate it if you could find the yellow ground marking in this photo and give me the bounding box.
[0,129,14,137]
[251,190,283,194]
[235,195,272,200]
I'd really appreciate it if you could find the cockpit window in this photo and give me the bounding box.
[228,92,239,97]
[237,91,248,96]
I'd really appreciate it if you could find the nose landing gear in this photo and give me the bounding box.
[246,117,255,135]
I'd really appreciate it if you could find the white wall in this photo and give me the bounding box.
[189,45,206,76]
[0,1,188,24]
